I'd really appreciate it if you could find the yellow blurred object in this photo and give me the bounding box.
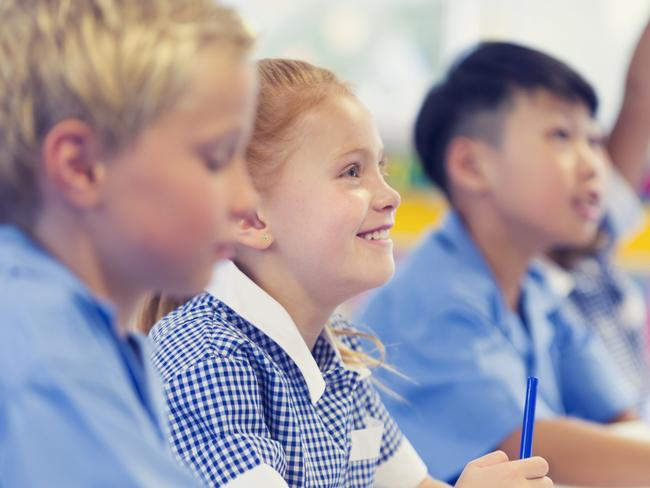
[393,192,650,272]
[392,191,445,247]
[619,207,650,270]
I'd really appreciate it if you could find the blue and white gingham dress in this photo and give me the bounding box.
[150,291,419,487]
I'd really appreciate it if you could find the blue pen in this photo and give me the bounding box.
[519,376,538,459]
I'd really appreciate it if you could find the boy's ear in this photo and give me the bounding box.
[445,136,494,196]
[235,208,274,250]
[41,119,106,208]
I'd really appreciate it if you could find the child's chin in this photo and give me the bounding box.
[161,270,212,297]
[552,229,600,252]
[362,267,395,291]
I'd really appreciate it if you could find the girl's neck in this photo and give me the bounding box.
[236,259,333,351]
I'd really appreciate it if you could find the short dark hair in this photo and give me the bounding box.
[414,41,598,197]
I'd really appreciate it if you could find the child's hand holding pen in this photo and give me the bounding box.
[454,450,551,487]
[453,377,551,487]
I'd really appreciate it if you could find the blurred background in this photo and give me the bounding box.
[228,0,650,302]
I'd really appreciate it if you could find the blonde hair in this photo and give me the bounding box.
[245,59,354,191]
[139,59,387,371]
[0,0,253,229]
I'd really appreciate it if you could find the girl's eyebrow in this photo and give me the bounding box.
[334,146,385,162]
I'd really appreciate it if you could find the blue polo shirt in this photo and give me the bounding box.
[0,225,199,487]
[357,210,636,482]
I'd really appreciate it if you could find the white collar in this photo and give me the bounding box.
[207,260,349,404]
[535,257,576,299]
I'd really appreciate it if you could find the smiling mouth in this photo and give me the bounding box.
[357,228,391,241]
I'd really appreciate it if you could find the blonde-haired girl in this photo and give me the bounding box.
[142,59,551,488]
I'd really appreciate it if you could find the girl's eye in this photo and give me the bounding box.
[342,163,361,178]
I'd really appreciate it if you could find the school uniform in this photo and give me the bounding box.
[149,260,427,487]
[357,210,637,482]
[0,225,199,487]
[544,168,650,418]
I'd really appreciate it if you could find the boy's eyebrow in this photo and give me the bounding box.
[195,128,241,153]
[589,131,606,144]
[543,97,592,120]
[546,108,600,131]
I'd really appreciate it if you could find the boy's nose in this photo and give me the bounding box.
[578,143,607,183]
[230,156,259,221]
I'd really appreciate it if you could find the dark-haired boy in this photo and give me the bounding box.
[360,42,650,485]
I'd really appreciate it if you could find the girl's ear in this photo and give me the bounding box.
[235,208,274,250]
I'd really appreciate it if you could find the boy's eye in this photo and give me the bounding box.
[203,145,236,172]
[199,132,240,173]
[204,156,225,172]
[342,163,361,178]
[588,135,605,148]
[550,128,571,140]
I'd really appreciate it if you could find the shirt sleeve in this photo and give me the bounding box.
[2,360,200,488]
[164,352,289,487]
[362,382,428,487]
[336,322,428,487]
[553,309,638,421]
[370,303,555,483]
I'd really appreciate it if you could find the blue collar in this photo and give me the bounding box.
[435,211,564,330]
[0,224,117,330]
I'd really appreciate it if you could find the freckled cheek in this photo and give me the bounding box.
[278,203,333,251]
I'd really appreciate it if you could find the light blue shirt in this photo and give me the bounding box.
[357,211,636,482]
[0,225,199,487]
